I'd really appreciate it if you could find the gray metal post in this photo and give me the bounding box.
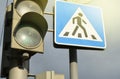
[8,53,29,79]
[69,48,78,79]
[9,67,28,79]
[63,0,79,79]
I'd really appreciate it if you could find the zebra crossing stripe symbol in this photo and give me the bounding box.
[59,8,102,42]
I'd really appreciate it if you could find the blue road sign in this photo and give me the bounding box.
[55,0,106,49]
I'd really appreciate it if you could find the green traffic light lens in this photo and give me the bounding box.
[14,24,42,49]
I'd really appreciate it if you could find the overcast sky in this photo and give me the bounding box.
[1,0,120,79]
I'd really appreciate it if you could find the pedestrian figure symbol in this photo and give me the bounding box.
[72,13,88,38]
[59,7,102,42]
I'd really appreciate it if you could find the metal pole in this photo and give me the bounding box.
[63,0,80,78]
[8,53,29,79]
[9,67,28,79]
[69,48,78,79]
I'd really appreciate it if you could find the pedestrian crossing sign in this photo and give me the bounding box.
[55,0,106,49]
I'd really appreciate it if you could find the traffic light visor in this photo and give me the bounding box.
[16,0,42,16]
[15,0,48,16]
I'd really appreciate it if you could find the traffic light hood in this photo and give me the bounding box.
[15,0,48,12]
[17,12,48,38]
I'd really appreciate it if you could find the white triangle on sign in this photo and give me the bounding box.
[59,7,102,42]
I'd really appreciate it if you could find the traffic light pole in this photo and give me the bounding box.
[9,67,28,79]
[69,48,78,79]
[8,53,29,79]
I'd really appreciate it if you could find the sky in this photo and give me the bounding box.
[0,0,7,78]
[1,0,120,79]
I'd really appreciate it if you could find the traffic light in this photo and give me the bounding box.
[1,0,48,77]
[11,0,48,53]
